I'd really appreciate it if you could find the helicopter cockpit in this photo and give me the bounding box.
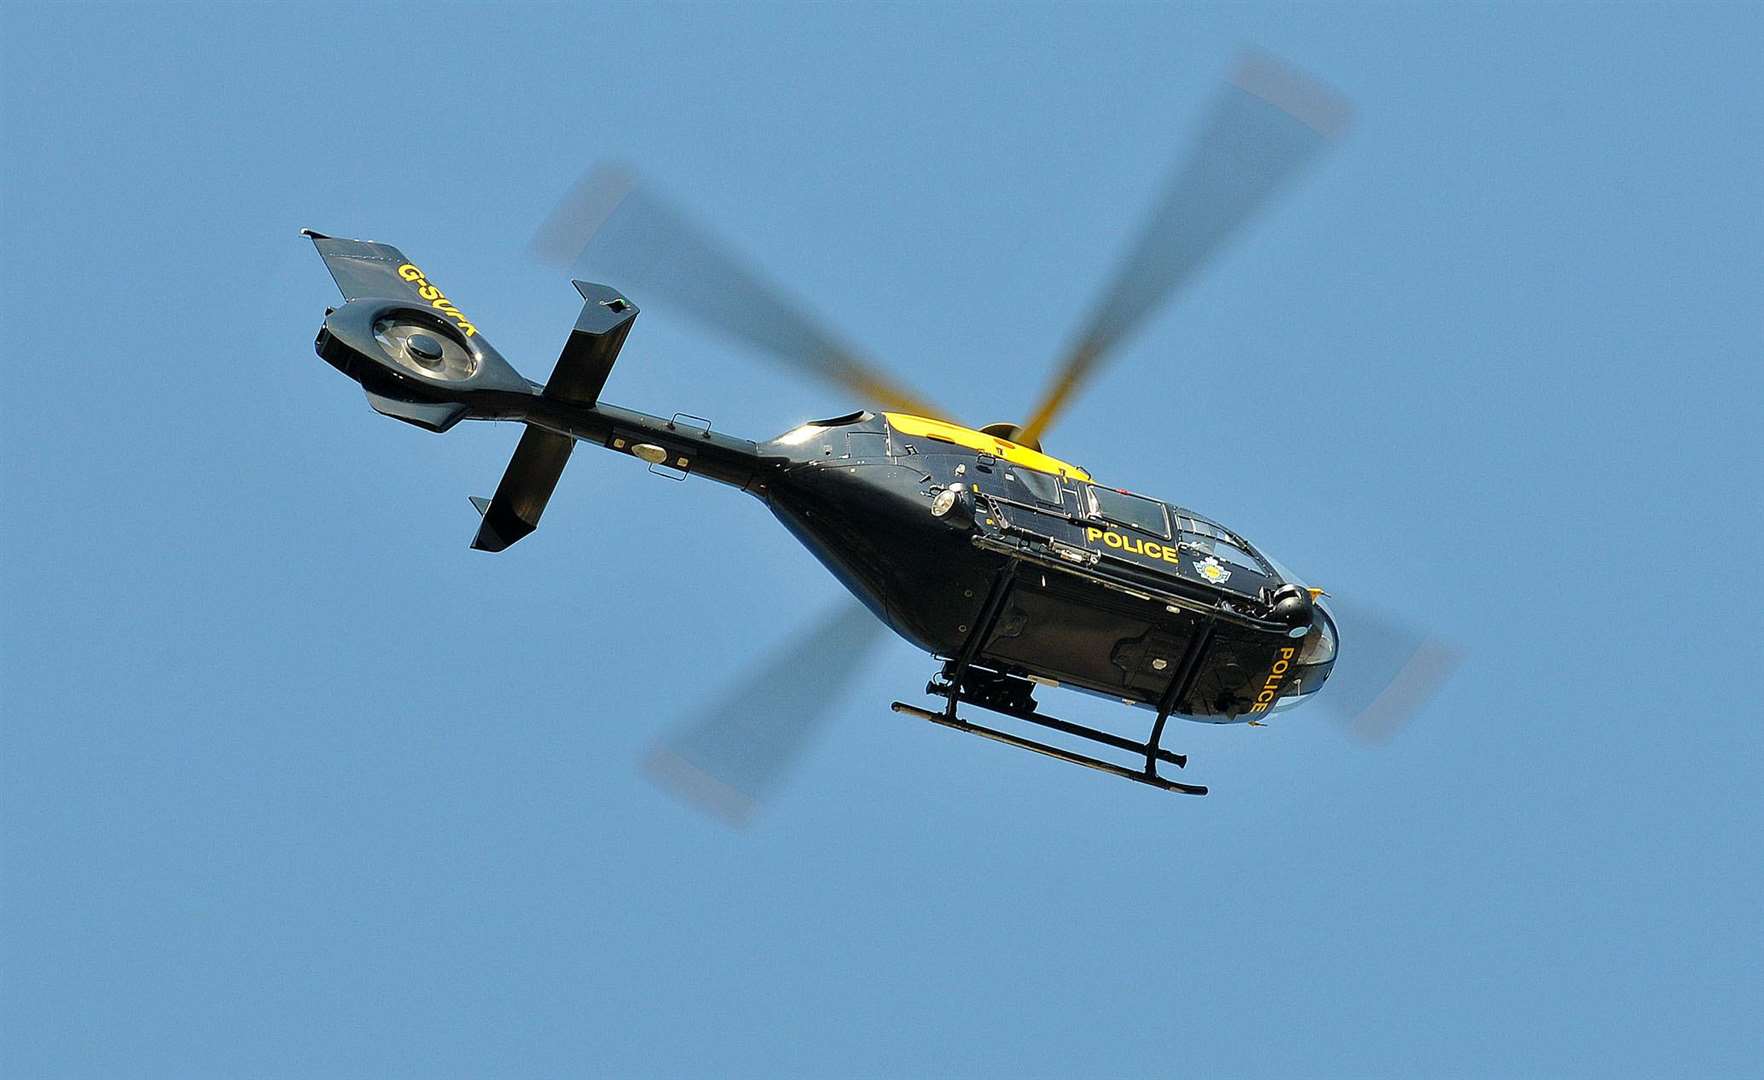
[1168,508,1278,580]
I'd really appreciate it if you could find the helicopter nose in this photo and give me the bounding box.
[1279,601,1337,703]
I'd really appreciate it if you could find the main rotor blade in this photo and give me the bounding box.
[643,600,887,826]
[532,166,945,419]
[1312,597,1463,745]
[1016,52,1352,446]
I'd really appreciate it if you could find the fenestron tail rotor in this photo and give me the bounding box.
[644,602,887,825]
[1014,52,1352,446]
[531,165,946,420]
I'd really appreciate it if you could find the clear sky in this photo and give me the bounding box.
[4,3,1760,1077]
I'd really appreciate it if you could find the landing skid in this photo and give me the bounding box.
[890,568,1209,797]
[890,700,1208,796]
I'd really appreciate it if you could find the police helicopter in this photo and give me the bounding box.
[304,54,1458,819]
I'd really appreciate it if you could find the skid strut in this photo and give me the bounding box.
[893,566,1209,797]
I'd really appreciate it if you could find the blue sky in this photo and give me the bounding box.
[4,3,1760,1077]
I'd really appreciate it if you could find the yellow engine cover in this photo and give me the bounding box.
[884,413,1092,481]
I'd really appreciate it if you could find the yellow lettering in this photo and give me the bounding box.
[1105,532,1123,548]
[1246,646,1302,717]
[1086,527,1103,542]
[393,265,479,336]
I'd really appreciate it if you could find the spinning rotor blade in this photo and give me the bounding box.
[644,601,887,825]
[532,166,944,419]
[1015,53,1352,446]
[1313,598,1463,745]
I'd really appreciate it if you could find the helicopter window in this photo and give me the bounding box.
[1175,513,1269,573]
[1186,532,1260,569]
[1298,612,1337,668]
[1086,486,1170,538]
[1015,469,1063,506]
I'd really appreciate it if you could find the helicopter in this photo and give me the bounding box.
[304,54,1457,818]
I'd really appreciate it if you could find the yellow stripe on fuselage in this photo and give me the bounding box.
[883,413,1092,481]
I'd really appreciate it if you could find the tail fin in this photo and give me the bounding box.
[305,230,526,431]
[468,282,638,552]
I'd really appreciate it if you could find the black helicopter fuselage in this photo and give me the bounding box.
[306,234,1335,738]
[751,411,1334,724]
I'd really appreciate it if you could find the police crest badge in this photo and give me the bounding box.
[1193,556,1231,585]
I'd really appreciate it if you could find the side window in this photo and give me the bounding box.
[1086,486,1170,538]
[1013,469,1063,507]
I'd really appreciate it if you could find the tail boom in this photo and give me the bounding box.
[306,231,768,550]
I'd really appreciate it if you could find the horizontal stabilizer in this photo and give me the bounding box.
[304,231,429,303]
[470,426,576,552]
[540,282,639,407]
[304,229,489,348]
[466,282,638,552]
